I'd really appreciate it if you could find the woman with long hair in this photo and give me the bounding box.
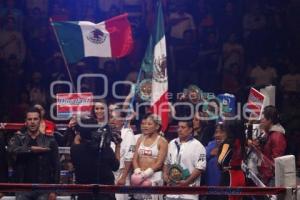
[217,120,246,200]
[70,99,120,200]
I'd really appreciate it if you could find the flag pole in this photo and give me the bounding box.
[49,18,76,92]
[123,67,143,128]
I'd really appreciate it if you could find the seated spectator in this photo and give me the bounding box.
[23,7,48,43]
[97,0,123,18]
[179,84,203,105]
[280,62,300,94]
[176,84,203,117]
[202,98,221,122]
[221,63,242,95]
[168,4,196,44]
[198,32,220,92]
[2,54,24,117]
[173,29,199,90]
[0,0,23,31]
[218,1,241,42]
[29,24,57,66]
[104,5,122,20]
[50,2,70,21]
[249,57,277,87]
[122,0,145,36]
[243,3,267,61]
[103,60,123,100]
[26,72,47,106]
[11,92,30,122]
[46,52,66,83]
[221,33,244,72]
[82,6,97,22]
[196,4,215,35]
[243,3,266,39]
[220,33,244,94]
[0,16,26,64]
[24,0,48,16]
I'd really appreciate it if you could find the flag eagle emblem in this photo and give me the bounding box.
[87,29,107,44]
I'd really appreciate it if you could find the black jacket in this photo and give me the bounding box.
[7,132,60,183]
[71,143,119,184]
[71,119,119,185]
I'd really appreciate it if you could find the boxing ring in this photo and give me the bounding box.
[0,123,299,200]
[0,183,298,200]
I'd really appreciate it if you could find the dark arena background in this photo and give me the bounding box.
[0,0,300,200]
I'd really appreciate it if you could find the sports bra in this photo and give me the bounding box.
[138,135,160,159]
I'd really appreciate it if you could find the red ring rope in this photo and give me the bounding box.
[0,122,180,132]
[0,183,288,195]
[0,123,24,130]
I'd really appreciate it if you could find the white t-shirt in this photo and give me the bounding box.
[111,127,135,200]
[250,66,277,86]
[165,138,206,200]
[111,127,136,170]
[134,133,142,142]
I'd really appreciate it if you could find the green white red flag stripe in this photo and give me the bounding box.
[51,14,133,63]
[146,2,169,131]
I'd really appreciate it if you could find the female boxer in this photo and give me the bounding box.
[131,114,168,200]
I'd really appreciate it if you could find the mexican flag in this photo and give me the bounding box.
[142,1,169,132]
[51,14,133,63]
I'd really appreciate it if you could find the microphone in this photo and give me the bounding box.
[99,127,107,152]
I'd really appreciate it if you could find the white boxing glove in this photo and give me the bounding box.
[134,168,142,174]
[142,168,154,178]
